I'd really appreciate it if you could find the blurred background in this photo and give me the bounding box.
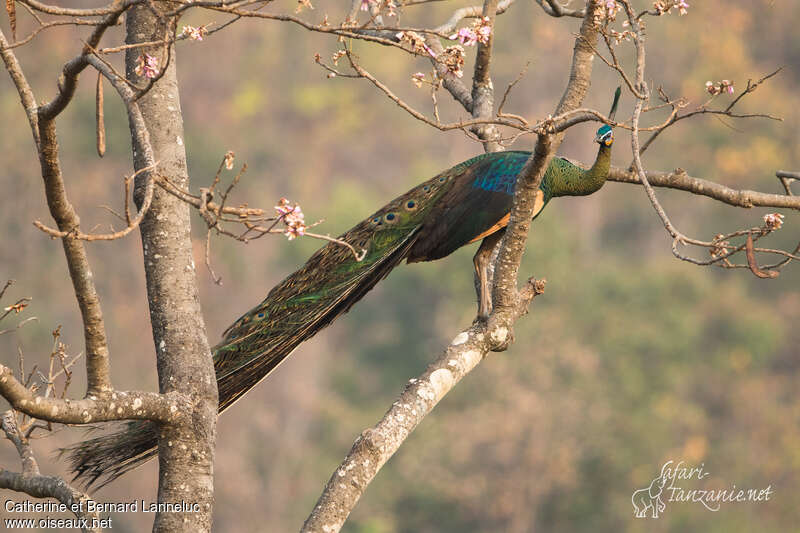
[1,0,799,531]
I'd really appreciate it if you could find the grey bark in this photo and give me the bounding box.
[125,6,218,532]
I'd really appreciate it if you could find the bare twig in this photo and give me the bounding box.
[204,229,223,285]
[433,0,514,33]
[5,19,104,51]
[345,50,530,133]
[33,164,157,241]
[0,28,40,145]
[618,0,795,274]
[95,71,106,156]
[536,0,584,18]
[638,69,782,157]
[0,316,38,336]
[776,170,800,180]
[776,170,798,195]
[497,62,530,124]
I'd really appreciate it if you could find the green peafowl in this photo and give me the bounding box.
[65,88,621,487]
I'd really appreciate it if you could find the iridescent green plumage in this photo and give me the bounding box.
[65,89,621,487]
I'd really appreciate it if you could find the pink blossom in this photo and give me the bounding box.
[603,0,620,19]
[331,50,346,66]
[653,0,689,16]
[362,0,395,16]
[275,198,307,240]
[182,25,209,41]
[442,45,465,78]
[709,234,730,258]
[134,54,160,79]
[396,31,436,57]
[285,225,306,240]
[763,213,785,230]
[449,16,492,47]
[295,0,313,13]
[722,79,734,94]
[450,27,478,47]
[705,79,734,96]
[609,28,634,44]
[476,25,491,43]
[474,16,492,44]
[275,198,294,216]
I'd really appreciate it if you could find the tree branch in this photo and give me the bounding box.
[0,28,40,145]
[494,0,601,309]
[1,412,101,533]
[615,0,795,273]
[470,0,501,151]
[124,5,216,530]
[18,0,137,17]
[608,167,800,210]
[0,364,187,423]
[536,0,585,18]
[302,280,545,532]
[428,0,515,117]
[34,120,114,393]
[37,0,132,120]
[434,0,514,33]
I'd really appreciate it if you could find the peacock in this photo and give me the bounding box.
[65,88,620,487]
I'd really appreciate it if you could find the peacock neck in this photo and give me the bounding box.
[548,143,612,198]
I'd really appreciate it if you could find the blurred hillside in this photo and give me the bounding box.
[1,0,799,531]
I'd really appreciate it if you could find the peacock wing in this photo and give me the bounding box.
[407,151,533,262]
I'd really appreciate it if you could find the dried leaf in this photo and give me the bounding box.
[96,71,106,157]
[745,233,779,279]
[5,0,16,41]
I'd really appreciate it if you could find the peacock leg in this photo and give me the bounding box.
[473,228,506,319]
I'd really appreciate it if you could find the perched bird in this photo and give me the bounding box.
[65,88,621,487]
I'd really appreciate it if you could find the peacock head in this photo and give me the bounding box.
[595,87,621,147]
[595,124,613,146]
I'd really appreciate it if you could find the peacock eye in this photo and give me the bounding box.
[405,200,417,211]
[256,312,266,319]
[438,177,447,183]
[384,212,397,223]
[371,216,381,225]
[422,185,430,192]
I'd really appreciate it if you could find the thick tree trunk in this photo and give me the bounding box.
[125,6,218,532]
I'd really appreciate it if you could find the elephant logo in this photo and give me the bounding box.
[631,463,671,518]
